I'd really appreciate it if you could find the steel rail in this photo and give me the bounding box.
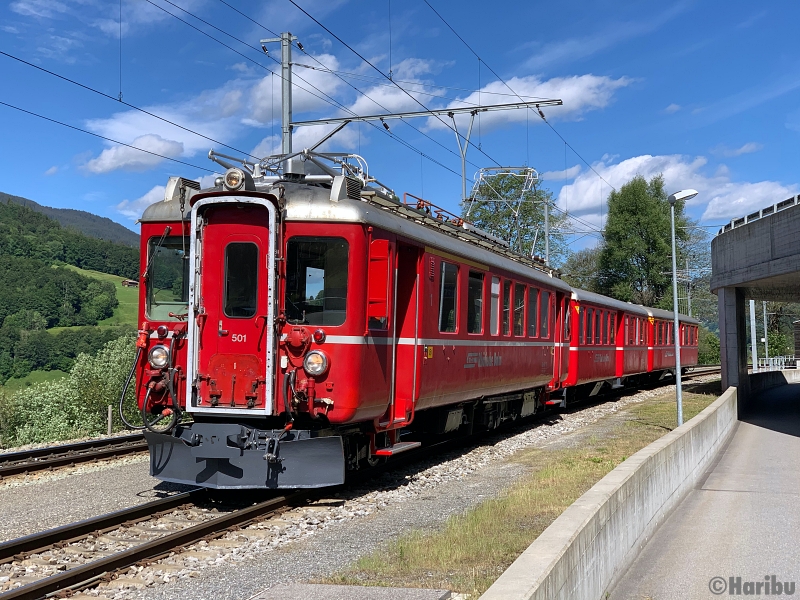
[0,490,203,563]
[0,435,147,478]
[0,492,300,600]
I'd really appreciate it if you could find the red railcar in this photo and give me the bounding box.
[131,157,699,489]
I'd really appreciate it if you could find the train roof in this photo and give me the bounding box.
[642,306,700,325]
[571,288,699,324]
[142,179,572,293]
[571,289,650,317]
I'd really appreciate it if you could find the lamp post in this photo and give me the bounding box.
[668,189,698,426]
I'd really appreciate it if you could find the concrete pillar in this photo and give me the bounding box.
[718,286,750,415]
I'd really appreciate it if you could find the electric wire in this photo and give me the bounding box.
[149,0,466,179]
[209,0,476,178]
[421,0,617,192]
[287,0,505,169]
[0,50,261,161]
[0,100,216,172]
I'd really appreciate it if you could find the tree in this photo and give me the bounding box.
[561,247,600,291]
[461,173,570,267]
[597,174,690,306]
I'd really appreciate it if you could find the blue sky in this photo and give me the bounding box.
[2,0,799,251]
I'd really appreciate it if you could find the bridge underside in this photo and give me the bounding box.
[712,199,800,413]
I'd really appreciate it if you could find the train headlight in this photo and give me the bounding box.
[148,345,170,369]
[224,168,245,190]
[303,350,329,376]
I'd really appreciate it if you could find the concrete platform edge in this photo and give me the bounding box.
[479,385,739,600]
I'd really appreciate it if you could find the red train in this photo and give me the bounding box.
[131,153,698,489]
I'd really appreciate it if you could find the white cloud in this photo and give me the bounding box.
[554,154,799,227]
[664,103,681,114]
[710,142,764,157]
[522,3,690,70]
[116,185,165,220]
[540,165,581,181]
[44,166,58,176]
[10,0,68,18]
[427,74,631,133]
[84,134,184,173]
[1,25,20,33]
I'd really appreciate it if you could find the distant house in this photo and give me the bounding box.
[122,279,139,288]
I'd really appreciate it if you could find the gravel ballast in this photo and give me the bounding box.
[0,378,719,599]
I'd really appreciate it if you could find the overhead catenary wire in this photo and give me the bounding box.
[420,0,616,193]
[210,0,479,178]
[287,0,505,170]
[0,50,262,161]
[0,100,215,173]
[148,0,469,180]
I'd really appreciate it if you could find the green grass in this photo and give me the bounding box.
[2,369,68,392]
[325,381,721,598]
[59,265,139,328]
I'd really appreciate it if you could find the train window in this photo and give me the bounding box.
[467,271,484,334]
[285,237,349,326]
[540,290,550,338]
[224,243,259,318]
[596,310,603,345]
[528,287,539,337]
[635,318,640,346]
[578,307,585,344]
[513,283,526,336]
[640,319,646,345]
[610,315,616,345]
[439,262,459,333]
[490,277,500,335]
[502,280,512,336]
[602,312,609,345]
[624,316,629,345]
[586,308,594,344]
[564,300,571,340]
[146,236,189,321]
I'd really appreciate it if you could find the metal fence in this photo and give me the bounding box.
[755,356,797,371]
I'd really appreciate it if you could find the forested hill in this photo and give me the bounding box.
[0,201,139,280]
[0,192,140,248]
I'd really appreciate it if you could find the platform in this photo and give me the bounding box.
[609,383,800,599]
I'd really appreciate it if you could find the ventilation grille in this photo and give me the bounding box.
[345,176,363,200]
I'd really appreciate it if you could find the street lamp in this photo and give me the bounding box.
[668,188,698,426]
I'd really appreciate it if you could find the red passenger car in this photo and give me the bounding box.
[129,154,700,490]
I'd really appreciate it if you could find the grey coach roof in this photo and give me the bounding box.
[571,288,699,324]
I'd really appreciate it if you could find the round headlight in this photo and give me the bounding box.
[148,345,170,369]
[224,168,244,190]
[303,350,329,376]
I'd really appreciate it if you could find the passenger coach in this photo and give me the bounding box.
[129,154,699,490]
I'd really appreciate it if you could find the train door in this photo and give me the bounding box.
[187,198,277,415]
[387,243,422,426]
[550,291,569,388]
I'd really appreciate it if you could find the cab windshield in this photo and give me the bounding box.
[285,237,348,326]
[146,236,189,321]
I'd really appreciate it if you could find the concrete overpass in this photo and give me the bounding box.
[711,194,800,411]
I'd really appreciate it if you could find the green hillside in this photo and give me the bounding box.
[0,201,139,384]
[62,266,139,328]
[0,192,140,247]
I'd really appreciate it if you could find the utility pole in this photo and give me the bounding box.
[261,32,297,155]
[544,199,550,266]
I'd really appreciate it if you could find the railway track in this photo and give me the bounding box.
[0,368,726,598]
[0,367,723,481]
[0,435,148,479]
[0,490,301,599]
